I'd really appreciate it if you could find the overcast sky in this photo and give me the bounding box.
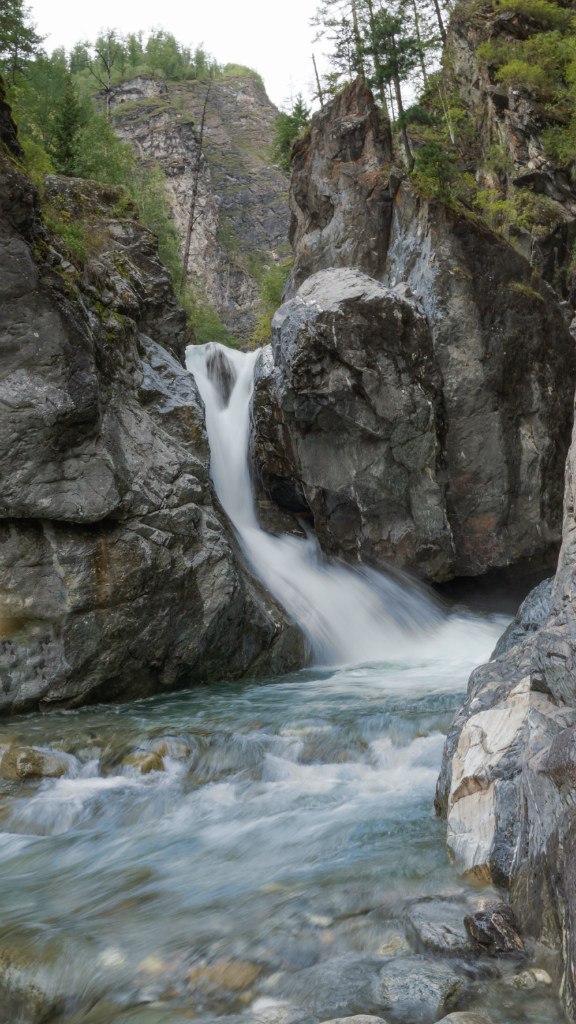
[26,0,329,109]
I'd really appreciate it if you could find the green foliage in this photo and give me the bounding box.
[20,135,53,186]
[71,114,134,184]
[51,75,85,173]
[43,201,89,263]
[180,289,239,347]
[411,141,461,198]
[249,259,292,348]
[497,0,574,31]
[0,0,43,83]
[272,96,311,172]
[130,167,181,282]
[473,186,559,237]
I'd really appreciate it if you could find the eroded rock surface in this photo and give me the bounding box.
[110,73,290,339]
[252,268,454,578]
[253,81,575,581]
[0,86,304,714]
[437,405,576,1018]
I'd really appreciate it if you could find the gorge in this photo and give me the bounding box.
[3,0,576,1021]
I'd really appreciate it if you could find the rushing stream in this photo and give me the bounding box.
[0,344,564,1023]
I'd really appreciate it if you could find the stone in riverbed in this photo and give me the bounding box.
[277,954,465,1023]
[435,1014,492,1024]
[0,745,69,780]
[464,904,524,956]
[320,1017,389,1024]
[403,896,475,956]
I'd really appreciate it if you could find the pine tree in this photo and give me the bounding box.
[0,0,43,83]
[51,74,84,174]
[272,95,311,172]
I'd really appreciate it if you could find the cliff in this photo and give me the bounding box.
[109,73,290,340]
[0,80,304,714]
[251,78,576,582]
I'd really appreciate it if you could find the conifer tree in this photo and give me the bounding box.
[52,74,84,174]
[0,0,43,83]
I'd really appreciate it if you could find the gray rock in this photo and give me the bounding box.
[320,1017,388,1024]
[0,94,304,714]
[491,578,553,659]
[464,905,524,957]
[110,74,290,341]
[403,897,475,956]
[254,80,575,582]
[252,268,455,581]
[435,1015,492,1024]
[277,954,465,1024]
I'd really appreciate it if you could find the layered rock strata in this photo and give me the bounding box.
[0,87,303,714]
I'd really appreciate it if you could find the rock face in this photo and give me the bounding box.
[448,5,576,295]
[252,268,454,578]
[252,80,576,581]
[285,79,393,298]
[436,407,576,1017]
[109,73,290,339]
[0,89,303,714]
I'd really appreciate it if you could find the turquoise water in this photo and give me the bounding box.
[0,611,565,1023]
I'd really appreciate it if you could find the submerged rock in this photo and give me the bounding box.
[0,746,69,780]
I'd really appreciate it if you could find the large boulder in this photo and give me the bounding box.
[0,85,304,714]
[251,268,455,580]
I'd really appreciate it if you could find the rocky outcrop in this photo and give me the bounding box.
[285,79,393,298]
[0,103,303,714]
[448,4,576,295]
[436,408,576,1017]
[109,73,290,339]
[251,268,455,579]
[252,150,575,581]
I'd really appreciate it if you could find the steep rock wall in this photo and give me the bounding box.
[109,74,290,339]
[0,86,304,714]
[252,80,575,581]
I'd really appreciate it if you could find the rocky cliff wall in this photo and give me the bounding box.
[109,74,290,340]
[251,79,575,582]
[0,83,304,714]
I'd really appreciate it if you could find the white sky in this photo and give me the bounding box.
[26,0,329,109]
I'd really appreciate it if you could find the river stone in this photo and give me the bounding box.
[435,1015,492,1024]
[403,897,474,955]
[464,904,524,956]
[320,1017,389,1024]
[122,752,164,774]
[277,954,465,1023]
[0,746,69,780]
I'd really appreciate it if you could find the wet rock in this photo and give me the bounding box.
[187,959,262,993]
[0,746,69,780]
[506,967,552,989]
[404,897,474,956]
[435,1014,492,1024]
[464,904,524,956]
[122,752,165,774]
[251,268,454,581]
[0,96,305,714]
[320,1017,389,1024]
[277,954,465,1023]
[491,578,553,659]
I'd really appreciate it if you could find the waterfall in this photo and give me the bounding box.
[186,343,445,666]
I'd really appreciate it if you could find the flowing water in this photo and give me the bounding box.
[0,344,564,1023]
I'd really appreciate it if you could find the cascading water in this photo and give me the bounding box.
[187,342,483,666]
[0,345,560,1024]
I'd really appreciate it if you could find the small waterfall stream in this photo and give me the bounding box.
[187,342,450,665]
